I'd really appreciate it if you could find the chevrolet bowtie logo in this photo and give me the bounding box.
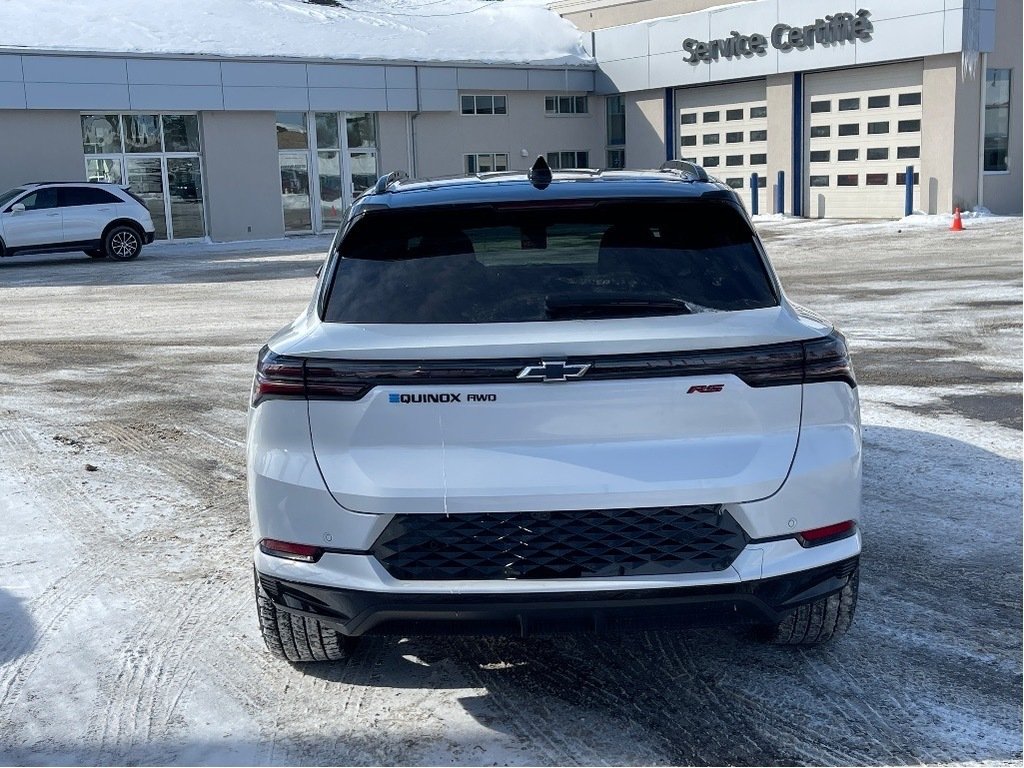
[516,361,591,382]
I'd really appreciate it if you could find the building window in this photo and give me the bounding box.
[750,153,767,165]
[868,95,890,109]
[726,155,743,166]
[809,150,830,162]
[725,178,744,188]
[726,132,744,143]
[462,94,507,115]
[465,153,509,174]
[754,176,767,188]
[866,148,889,160]
[726,108,743,121]
[606,95,625,169]
[607,95,625,145]
[866,173,888,185]
[837,149,859,161]
[867,121,889,134]
[81,113,204,240]
[703,134,720,145]
[546,151,589,169]
[838,123,860,136]
[545,95,588,115]
[838,98,860,111]
[984,69,1011,172]
[810,100,831,113]
[837,174,859,186]
[898,119,921,133]
[750,129,768,141]
[681,135,697,147]
[681,112,697,124]
[809,175,829,187]
[702,156,720,167]
[749,106,767,118]
[810,125,830,138]
[703,111,720,122]
[896,171,920,185]
[898,92,922,106]
[897,146,920,159]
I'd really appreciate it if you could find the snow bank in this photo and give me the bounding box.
[0,0,593,66]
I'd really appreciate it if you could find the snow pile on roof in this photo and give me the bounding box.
[0,0,593,66]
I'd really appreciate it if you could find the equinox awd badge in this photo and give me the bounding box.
[516,361,591,382]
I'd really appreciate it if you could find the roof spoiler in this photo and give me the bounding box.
[659,160,709,182]
[372,170,409,195]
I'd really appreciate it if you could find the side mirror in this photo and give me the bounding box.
[10,203,25,213]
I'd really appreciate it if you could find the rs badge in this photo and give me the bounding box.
[687,384,724,394]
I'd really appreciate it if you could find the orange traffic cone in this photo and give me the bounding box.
[950,207,964,231]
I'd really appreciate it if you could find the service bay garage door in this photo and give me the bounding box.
[804,62,924,218]
[676,80,768,198]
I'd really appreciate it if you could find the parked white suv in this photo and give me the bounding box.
[248,160,862,662]
[0,181,155,261]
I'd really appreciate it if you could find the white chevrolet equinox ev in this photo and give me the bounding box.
[248,159,862,662]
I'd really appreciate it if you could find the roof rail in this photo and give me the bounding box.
[372,170,409,195]
[658,160,710,182]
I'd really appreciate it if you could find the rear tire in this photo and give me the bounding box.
[104,225,143,261]
[764,566,859,645]
[254,571,353,662]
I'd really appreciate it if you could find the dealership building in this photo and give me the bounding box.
[0,0,1018,242]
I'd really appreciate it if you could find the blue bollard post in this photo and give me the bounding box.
[750,173,759,215]
[904,165,914,217]
[775,170,785,214]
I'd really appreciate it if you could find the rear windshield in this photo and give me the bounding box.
[323,200,777,324]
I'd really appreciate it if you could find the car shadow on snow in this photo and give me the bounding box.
[296,425,1023,766]
[0,587,36,667]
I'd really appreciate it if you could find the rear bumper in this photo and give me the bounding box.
[143,231,155,245]
[257,556,859,637]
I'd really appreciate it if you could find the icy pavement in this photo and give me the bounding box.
[0,218,1020,765]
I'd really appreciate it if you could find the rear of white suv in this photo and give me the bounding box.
[0,181,155,261]
[248,163,862,663]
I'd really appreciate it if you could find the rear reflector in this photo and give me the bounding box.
[797,521,857,547]
[259,538,324,563]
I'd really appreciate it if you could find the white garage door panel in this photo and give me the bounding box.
[676,79,768,201]
[804,62,923,219]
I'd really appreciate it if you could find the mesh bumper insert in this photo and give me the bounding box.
[371,504,748,581]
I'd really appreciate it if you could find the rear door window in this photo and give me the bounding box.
[59,187,121,207]
[324,201,777,324]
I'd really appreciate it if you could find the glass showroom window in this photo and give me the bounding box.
[984,69,1011,172]
[82,113,205,239]
[280,112,379,233]
[606,94,625,169]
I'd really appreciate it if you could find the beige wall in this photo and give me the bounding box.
[765,74,794,214]
[922,54,982,215]
[623,89,665,169]
[201,111,283,241]
[554,0,741,32]
[412,92,605,178]
[377,112,412,176]
[0,111,84,192]
[981,0,1022,214]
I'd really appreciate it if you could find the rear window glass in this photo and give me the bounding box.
[323,201,778,324]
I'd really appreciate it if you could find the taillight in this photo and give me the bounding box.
[251,346,305,406]
[803,331,856,387]
[259,538,324,563]
[797,520,857,547]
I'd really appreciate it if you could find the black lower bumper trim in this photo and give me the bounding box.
[257,556,859,637]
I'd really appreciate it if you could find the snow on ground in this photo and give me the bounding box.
[0,0,592,65]
[0,218,1020,765]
